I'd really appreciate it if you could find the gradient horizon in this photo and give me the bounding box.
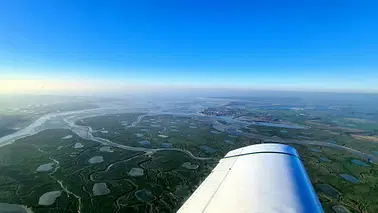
[1,1,377,94]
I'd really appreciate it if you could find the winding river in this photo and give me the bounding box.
[0,102,376,164]
[0,101,377,213]
[0,105,211,161]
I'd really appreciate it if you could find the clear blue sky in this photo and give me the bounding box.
[1,0,378,92]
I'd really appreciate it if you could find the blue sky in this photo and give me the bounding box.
[1,0,378,93]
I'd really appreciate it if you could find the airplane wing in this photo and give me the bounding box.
[177,143,324,213]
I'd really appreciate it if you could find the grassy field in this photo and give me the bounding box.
[0,110,378,213]
[0,126,217,213]
[78,112,378,212]
[292,144,378,213]
[82,114,258,159]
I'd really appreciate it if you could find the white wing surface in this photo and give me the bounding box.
[177,143,324,213]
